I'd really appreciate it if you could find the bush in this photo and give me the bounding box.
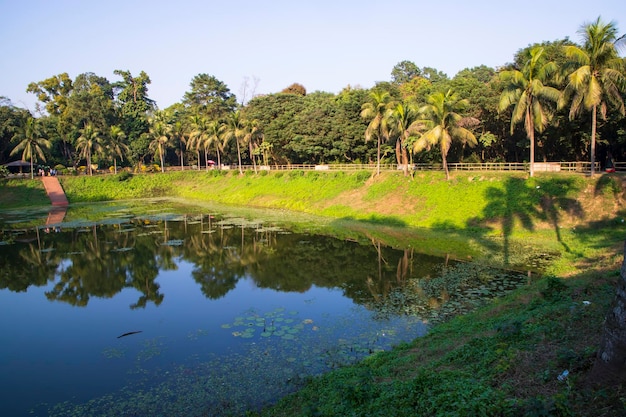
[116,171,133,182]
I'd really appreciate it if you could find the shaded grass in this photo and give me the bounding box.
[0,178,50,208]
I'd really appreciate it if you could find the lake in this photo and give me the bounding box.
[0,201,530,416]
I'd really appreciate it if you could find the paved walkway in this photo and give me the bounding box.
[41,176,69,207]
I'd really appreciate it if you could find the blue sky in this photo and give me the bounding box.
[1,0,624,112]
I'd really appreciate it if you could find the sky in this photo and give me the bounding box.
[1,0,625,112]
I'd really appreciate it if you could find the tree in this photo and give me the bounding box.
[10,116,51,179]
[561,17,626,176]
[170,120,188,170]
[391,60,421,84]
[113,70,154,156]
[223,111,246,174]
[148,116,172,173]
[361,90,392,176]
[182,74,237,119]
[414,89,478,180]
[281,83,307,96]
[499,46,560,177]
[206,120,226,169]
[106,125,128,174]
[388,102,421,176]
[76,123,103,176]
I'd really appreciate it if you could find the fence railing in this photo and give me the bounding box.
[182,161,604,174]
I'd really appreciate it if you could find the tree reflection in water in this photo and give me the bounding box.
[0,209,529,321]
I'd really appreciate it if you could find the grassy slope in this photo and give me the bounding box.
[6,170,626,415]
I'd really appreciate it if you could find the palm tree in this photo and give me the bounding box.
[243,118,262,173]
[106,125,128,174]
[189,115,215,171]
[170,120,189,170]
[499,46,560,177]
[10,116,51,179]
[561,17,626,176]
[149,117,172,173]
[388,102,421,176]
[76,123,103,176]
[206,120,226,169]
[414,89,478,180]
[223,110,246,174]
[361,91,392,176]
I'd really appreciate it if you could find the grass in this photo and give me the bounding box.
[2,169,626,416]
[0,178,50,209]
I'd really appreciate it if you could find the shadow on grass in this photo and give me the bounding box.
[431,176,589,268]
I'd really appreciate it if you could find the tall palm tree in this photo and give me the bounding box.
[189,115,215,171]
[10,116,51,179]
[223,110,246,174]
[414,89,478,180]
[361,91,392,176]
[149,119,172,173]
[243,118,262,173]
[206,120,226,169]
[561,17,626,176]
[170,120,188,170]
[106,125,128,174]
[188,115,207,169]
[388,102,421,176]
[76,123,103,176]
[499,46,560,177]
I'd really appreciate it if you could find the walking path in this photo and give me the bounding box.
[41,176,69,207]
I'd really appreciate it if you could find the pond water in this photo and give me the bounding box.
[0,201,530,416]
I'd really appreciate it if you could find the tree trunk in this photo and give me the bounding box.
[589,242,626,386]
[590,106,597,177]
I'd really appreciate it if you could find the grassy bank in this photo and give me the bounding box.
[56,169,626,275]
[3,169,626,415]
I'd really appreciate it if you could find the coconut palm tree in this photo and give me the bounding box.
[10,116,51,179]
[170,120,189,170]
[561,17,626,176]
[148,118,172,173]
[388,102,421,176]
[223,110,246,174]
[106,125,128,174]
[414,89,478,180]
[206,120,226,169]
[76,123,103,176]
[499,46,560,177]
[361,90,392,176]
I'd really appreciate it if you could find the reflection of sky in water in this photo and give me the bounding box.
[0,257,426,417]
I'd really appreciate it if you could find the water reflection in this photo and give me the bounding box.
[1,213,442,308]
[0,204,531,416]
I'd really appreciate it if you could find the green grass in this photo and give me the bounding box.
[3,169,626,416]
[0,178,50,208]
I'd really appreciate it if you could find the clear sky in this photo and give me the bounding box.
[1,0,624,112]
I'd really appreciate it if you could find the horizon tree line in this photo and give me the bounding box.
[1,17,624,179]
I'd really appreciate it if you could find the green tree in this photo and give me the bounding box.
[76,123,103,176]
[561,17,626,176]
[106,125,128,174]
[148,116,172,173]
[182,74,237,119]
[223,111,246,174]
[499,46,560,177]
[414,89,478,180]
[361,90,392,175]
[388,102,421,175]
[10,116,51,179]
[391,60,421,84]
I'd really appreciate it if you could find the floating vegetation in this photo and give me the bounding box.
[222,308,316,342]
[102,347,126,359]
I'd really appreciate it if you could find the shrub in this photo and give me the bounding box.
[116,171,133,182]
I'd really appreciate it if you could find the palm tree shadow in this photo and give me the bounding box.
[464,177,585,266]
